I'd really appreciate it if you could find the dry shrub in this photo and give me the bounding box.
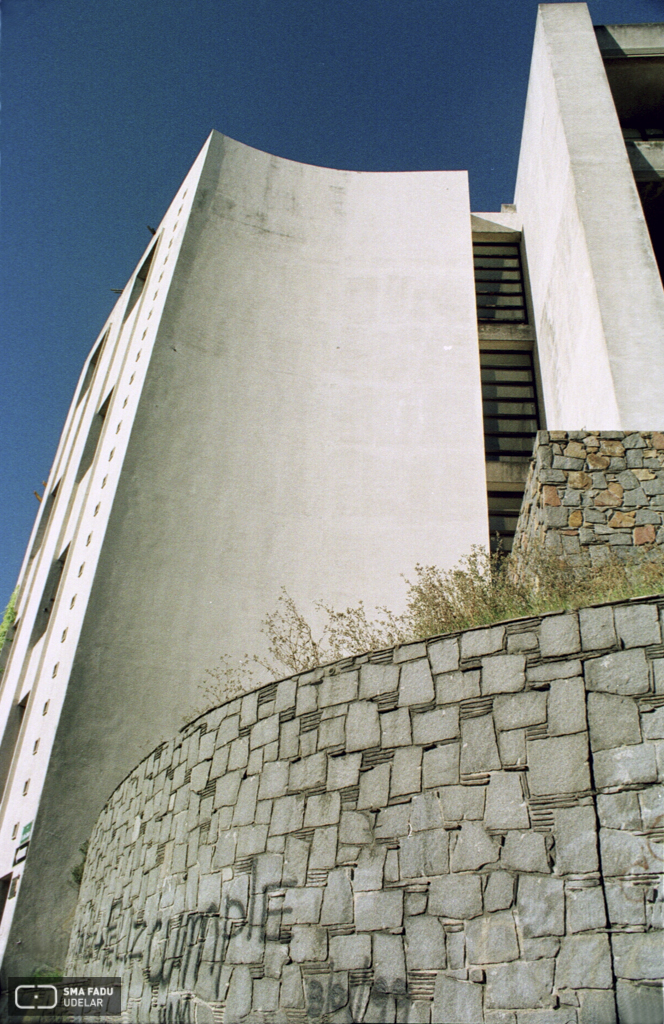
[197,545,664,705]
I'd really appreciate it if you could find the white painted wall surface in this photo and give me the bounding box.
[515,3,664,430]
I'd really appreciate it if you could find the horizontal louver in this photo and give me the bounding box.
[474,242,527,323]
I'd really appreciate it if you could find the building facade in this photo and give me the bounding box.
[0,2,662,984]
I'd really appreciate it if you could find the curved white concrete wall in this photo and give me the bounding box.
[0,133,488,976]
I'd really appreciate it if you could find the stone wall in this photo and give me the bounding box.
[512,431,664,572]
[66,597,664,1023]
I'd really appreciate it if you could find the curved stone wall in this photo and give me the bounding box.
[66,598,664,1023]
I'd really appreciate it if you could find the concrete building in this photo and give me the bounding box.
[0,2,662,982]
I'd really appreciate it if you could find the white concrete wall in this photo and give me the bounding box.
[515,3,664,430]
[0,133,487,975]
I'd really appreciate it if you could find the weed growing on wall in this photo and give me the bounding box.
[0,588,17,654]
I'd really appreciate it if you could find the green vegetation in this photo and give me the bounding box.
[198,544,664,704]
[0,588,18,654]
[71,840,89,889]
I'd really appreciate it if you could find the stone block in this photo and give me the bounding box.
[296,684,318,717]
[354,890,402,931]
[339,811,373,846]
[329,933,371,971]
[375,802,411,840]
[555,935,611,990]
[641,705,664,739]
[486,960,555,1009]
[578,990,617,1024]
[428,637,459,674]
[521,937,560,962]
[258,760,290,801]
[484,871,515,912]
[605,880,645,927]
[395,641,427,662]
[584,648,650,695]
[250,713,279,750]
[309,825,338,868]
[597,790,641,830]
[501,831,550,873]
[422,742,459,787]
[290,752,327,792]
[372,932,407,992]
[359,662,399,700]
[269,794,305,835]
[379,707,412,747]
[450,821,500,871]
[482,654,526,695]
[225,966,253,1020]
[566,885,606,933]
[283,886,323,924]
[539,614,580,657]
[354,846,387,891]
[600,828,661,877]
[275,678,297,713]
[214,769,243,807]
[408,791,443,832]
[357,763,391,810]
[399,829,449,878]
[228,736,249,770]
[428,873,482,918]
[614,603,661,648]
[318,714,345,749]
[235,824,268,857]
[290,926,328,963]
[517,876,564,937]
[404,916,446,969]
[467,910,519,964]
[528,660,581,683]
[240,691,258,728]
[319,670,358,707]
[283,835,310,887]
[399,658,434,706]
[617,981,663,1024]
[436,669,481,703]
[460,716,501,774]
[527,734,590,796]
[554,806,599,874]
[412,706,459,745]
[639,784,664,828]
[279,719,300,760]
[390,746,422,796]
[593,743,657,789]
[493,692,547,731]
[346,702,380,751]
[587,692,641,751]
[498,728,527,766]
[507,631,539,653]
[232,776,259,826]
[461,626,506,659]
[327,753,362,791]
[579,606,617,651]
[253,977,279,1012]
[484,773,529,830]
[440,784,485,822]
[546,678,586,736]
[432,975,483,1023]
[304,792,341,828]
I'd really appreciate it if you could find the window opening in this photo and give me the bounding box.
[75,391,113,484]
[481,350,540,461]
[0,875,12,925]
[76,333,107,407]
[122,243,157,323]
[0,693,29,804]
[474,242,527,323]
[28,483,60,562]
[29,545,69,648]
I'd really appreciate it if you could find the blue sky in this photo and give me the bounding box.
[1,0,662,603]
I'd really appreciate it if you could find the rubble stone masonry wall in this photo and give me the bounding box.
[512,431,664,573]
[66,597,664,1024]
